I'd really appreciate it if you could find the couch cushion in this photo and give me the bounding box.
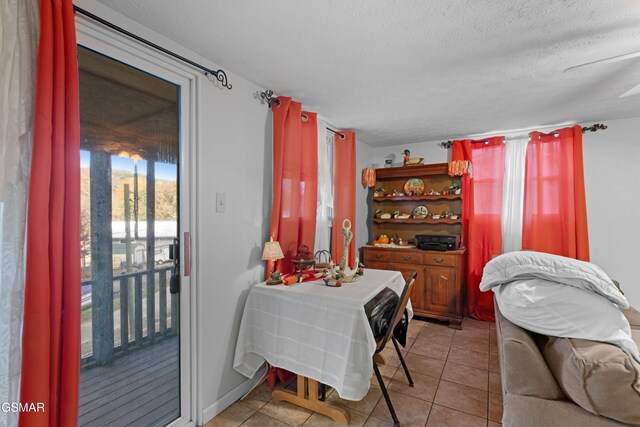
[495,306,565,400]
[624,307,640,329]
[503,394,630,427]
[539,333,640,426]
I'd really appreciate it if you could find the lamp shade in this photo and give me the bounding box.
[262,238,284,261]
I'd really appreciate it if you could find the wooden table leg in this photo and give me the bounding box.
[272,376,350,425]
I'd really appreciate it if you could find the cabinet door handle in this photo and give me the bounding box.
[402,255,413,261]
[424,287,429,293]
[433,257,444,263]
[374,253,384,259]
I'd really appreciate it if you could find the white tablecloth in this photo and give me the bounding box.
[233,269,411,401]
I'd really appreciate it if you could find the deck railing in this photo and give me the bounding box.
[81,265,177,369]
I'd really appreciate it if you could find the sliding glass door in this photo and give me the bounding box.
[77,46,182,427]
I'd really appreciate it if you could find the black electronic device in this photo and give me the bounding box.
[415,234,460,251]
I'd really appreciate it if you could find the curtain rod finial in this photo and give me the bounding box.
[440,140,453,149]
[581,123,607,133]
[260,89,280,108]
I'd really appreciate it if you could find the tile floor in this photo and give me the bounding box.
[206,317,502,427]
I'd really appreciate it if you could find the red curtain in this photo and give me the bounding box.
[267,97,318,388]
[453,137,505,320]
[269,97,318,275]
[20,0,81,425]
[300,112,319,248]
[523,125,589,260]
[331,131,356,266]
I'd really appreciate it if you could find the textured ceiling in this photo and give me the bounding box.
[94,0,640,146]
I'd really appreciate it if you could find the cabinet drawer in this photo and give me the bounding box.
[365,250,394,263]
[424,253,456,267]
[365,261,391,270]
[393,252,422,264]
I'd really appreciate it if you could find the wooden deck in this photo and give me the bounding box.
[79,337,180,427]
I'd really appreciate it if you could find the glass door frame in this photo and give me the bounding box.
[76,14,198,427]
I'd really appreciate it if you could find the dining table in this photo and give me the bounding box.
[233,268,412,424]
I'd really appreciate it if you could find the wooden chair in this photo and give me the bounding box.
[372,272,416,426]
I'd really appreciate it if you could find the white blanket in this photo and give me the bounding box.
[481,251,639,362]
[480,251,628,308]
[493,278,640,362]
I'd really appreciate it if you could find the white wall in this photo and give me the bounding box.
[373,139,449,167]
[355,139,374,252]
[196,59,272,421]
[75,1,270,424]
[583,117,640,308]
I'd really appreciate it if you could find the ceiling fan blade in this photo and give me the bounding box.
[620,82,640,98]
[564,51,640,72]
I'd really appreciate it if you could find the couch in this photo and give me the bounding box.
[495,301,640,426]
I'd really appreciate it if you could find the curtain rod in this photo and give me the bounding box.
[438,123,607,148]
[73,5,232,89]
[260,90,346,139]
[327,128,346,139]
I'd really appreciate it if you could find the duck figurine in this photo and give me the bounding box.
[401,149,424,166]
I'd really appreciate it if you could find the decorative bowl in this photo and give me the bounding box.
[404,178,425,196]
[412,205,428,218]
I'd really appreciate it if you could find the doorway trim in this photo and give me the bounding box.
[76,14,199,427]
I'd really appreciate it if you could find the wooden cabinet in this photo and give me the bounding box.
[362,162,466,329]
[363,246,465,329]
[424,266,458,314]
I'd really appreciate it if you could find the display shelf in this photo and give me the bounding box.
[373,194,461,202]
[373,218,462,224]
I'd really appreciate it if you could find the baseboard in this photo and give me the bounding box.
[200,366,266,426]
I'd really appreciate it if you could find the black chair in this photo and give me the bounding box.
[372,272,416,426]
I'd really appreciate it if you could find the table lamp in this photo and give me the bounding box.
[262,237,284,285]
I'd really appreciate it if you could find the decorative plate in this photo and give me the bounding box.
[412,205,428,218]
[404,178,425,196]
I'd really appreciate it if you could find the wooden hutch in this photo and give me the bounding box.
[362,163,466,329]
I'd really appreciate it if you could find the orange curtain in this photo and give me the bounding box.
[453,137,505,320]
[523,125,589,260]
[20,0,81,425]
[332,131,356,266]
[300,112,319,247]
[269,97,318,274]
[267,98,318,388]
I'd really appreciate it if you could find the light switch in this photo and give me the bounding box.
[216,193,226,213]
